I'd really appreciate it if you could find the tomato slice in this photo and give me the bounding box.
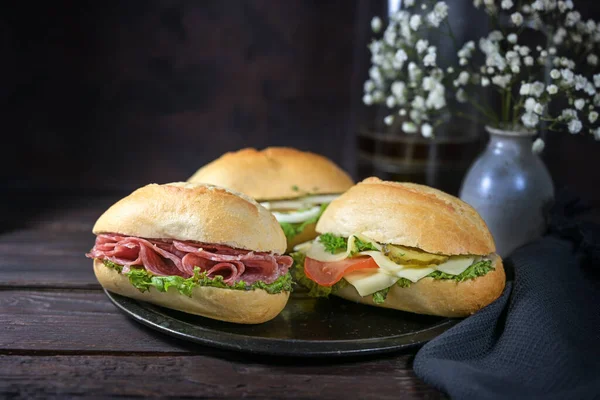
[304,256,379,287]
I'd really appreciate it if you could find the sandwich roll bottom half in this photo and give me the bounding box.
[291,177,506,318]
[187,147,355,252]
[86,182,293,324]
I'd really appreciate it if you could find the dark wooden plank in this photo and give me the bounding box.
[0,195,116,288]
[0,290,195,353]
[0,355,444,399]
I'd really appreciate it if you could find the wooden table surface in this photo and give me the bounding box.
[0,194,444,399]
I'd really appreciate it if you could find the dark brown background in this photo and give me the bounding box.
[1,0,599,200]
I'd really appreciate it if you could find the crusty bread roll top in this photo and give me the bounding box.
[187,147,354,201]
[316,177,496,256]
[93,182,287,254]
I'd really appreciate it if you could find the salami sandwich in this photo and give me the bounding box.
[86,182,293,324]
[292,177,506,317]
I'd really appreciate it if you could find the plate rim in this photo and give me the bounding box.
[104,289,459,357]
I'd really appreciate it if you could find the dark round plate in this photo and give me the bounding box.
[105,289,458,357]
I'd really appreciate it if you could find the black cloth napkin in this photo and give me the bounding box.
[413,194,600,399]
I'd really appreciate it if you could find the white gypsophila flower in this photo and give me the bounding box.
[547,84,559,94]
[518,46,530,56]
[532,138,545,154]
[364,80,375,92]
[410,109,422,123]
[492,74,512,89]
[372,90,384,102]
[511,12,523,26]
[410,15,422,31]
[399,108,407,116]
[405,0,415,6]
[384,115,394,126]
[371,17,382,33]
[522,112,539,127]
[427,2,449,28]
[369,66,382,83]
[524,56,534,66]
[534,103,544,115]
[549,47,557,55]
[408,62,421,83]
[575,75,587,91]
[459,58,468,66]
[447,66,455,74]
[511,65,521,74]
[384,28,397,47]
[421,123,433,138]
[395,49,408,65]
[561,108,577,120]
[524,97,537,112]
[481,77,490,87]
[412,95,426,110]
[363,94,373,105]
[561,69,574,85]
[487,67,495,74]
[589,111,599,123]
[540,50,548,57]
[565,11,581,27]
[458,71,470,85]
[386,96,396,108]
[550,69,561,79]
[489,30,503,41]
[423,50,437,67]
[595,94,600,107]
[402,121,418,133]
[506,50,519,65]
[501,0,514,9]
[594,74,600,88]
[391,81,406,103]
[531,81,545,97]
[416,39,429,54]
[593,127,600,140]
[421,3,427,9]
[426,87,446,110]
[507,33,517,43]
[575,98,586,110]
[568,119,583,133]
[585,82,596,96]
[456,88,468,103]
[473,0,482,7]
[422,76,435,91]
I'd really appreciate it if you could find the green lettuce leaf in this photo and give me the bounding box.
[427,259,494,282]
[289,251,348,297]
[280,203,329,242]
[102,260,292,297]
[350,236,379,256]
[372,287,390,304]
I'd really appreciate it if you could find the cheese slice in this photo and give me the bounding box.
[343,269,400,297]
[435,256,476,275]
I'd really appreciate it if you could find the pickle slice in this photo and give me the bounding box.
[382,244,448,265]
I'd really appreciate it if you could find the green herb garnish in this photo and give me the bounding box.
[291,185,299,192]
[319,233,348,254]
[102,262,292,296]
